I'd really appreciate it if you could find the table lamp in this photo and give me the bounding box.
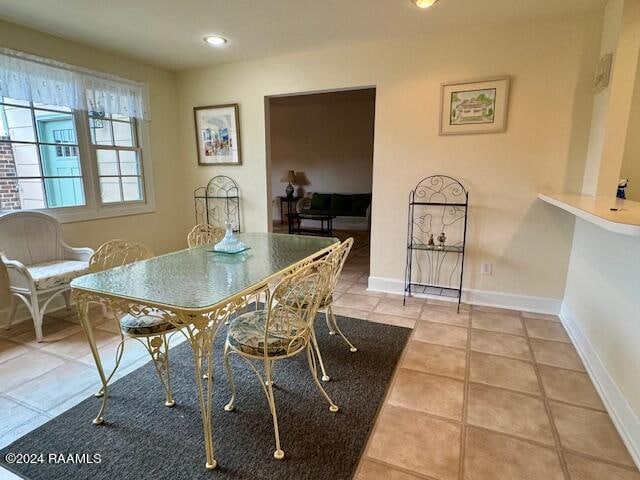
[281,170,296,198]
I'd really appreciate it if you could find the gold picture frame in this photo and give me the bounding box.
[440,76,510,135]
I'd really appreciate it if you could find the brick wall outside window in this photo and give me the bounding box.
[0,136,22,210]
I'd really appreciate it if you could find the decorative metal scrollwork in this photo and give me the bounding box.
[72,286,252,469]
[413,175,467,204]
[404,175,469,312]
[194,175,241,233]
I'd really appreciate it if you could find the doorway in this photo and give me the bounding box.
[265,87,375,267]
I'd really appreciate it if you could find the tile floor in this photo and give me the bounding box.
[0,244,638,480]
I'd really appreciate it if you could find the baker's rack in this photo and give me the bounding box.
[194,175,241,233]
[404,175,468,312]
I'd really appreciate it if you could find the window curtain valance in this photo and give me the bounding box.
[0,48,150,120]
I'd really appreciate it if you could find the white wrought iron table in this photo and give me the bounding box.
[70,232,338,470]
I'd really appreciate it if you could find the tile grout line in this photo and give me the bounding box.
[353,311,417,479]
[378,395,634,466]
[362,457,440,480]
[0,392,49,417]
[5,332,124,366]
[2,349,148,421]
[466,423,561,451]
[458,309,472,480]
[521,312,573,480]
[364,307,639,476]
[3,391,56,417]
[6,285,636,477]
[560,447,640,473]
[471,325,573,346]
[1,322,141,420]
[361,300,638,477]
[394,367,609,414]
[393,366,464,384]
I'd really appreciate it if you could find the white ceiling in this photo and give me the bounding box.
[0,0,606,71]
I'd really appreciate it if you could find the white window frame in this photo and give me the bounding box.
[0,108,155,224]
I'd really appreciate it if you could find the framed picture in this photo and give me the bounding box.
[193,104,242,165]
[440,77,510,135]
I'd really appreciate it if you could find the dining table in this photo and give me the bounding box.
[70,232,338,470]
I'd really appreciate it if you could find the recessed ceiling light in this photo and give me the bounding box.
[204,35,227,46]
[412,0,439,8]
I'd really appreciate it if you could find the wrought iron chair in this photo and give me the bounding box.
[222,258,337,460]
[87,240,180,422]
[0,211,93,342]
[283,238,355,382]
[187,223,225,248]
[320,237,356,352]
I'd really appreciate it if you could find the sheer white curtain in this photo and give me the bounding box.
[0,48,149,120]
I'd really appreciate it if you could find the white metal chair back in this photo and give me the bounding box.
[0,211,64,266]
[89,239,153,273]
[324,238,354,297]
[266,259,331,356]
[187,224,225,248]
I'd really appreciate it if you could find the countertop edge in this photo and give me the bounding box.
[538,193,640,237]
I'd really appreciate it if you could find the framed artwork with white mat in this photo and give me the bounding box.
[440,77,510,135]
[194,103,242,165]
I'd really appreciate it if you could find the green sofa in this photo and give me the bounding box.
[297,192,372,220]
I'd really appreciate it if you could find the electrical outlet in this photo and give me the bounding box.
[481,262,493,276]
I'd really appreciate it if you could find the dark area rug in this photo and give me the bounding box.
[1,315,409,480]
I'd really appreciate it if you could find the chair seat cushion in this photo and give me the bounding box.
[120,310,178,336]
[27,260,89,290]
[227,310,304,357]
[281,293,332,310]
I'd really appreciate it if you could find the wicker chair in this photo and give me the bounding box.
[0,211,93,342]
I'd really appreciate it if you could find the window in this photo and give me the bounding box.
[52,129,78,157]
[89,111,144,203]
[0,98,84,209]
[1,98,151,219]
[0,47,152,221]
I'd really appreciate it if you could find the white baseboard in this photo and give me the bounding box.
[367,276,561,315]
[560,302,640,468]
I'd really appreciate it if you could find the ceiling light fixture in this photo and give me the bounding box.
[204,35,227,46]
[412,0,439,8]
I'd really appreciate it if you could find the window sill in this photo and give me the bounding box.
[0,202,156,225]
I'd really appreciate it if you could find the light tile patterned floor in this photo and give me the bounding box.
[0,244,638,480]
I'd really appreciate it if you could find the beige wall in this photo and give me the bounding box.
[0,20,186,311]
[564,219,640,417]
[594,0,640,196]
[582,0,624,195]
[562,0,640,451]
[620,51,640,201]
[178,12,602,301]
[268,89,375,221]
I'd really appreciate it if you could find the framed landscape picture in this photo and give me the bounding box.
[440,77,510,135]
[194,104,242,165]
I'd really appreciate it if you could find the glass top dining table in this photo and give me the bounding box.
[70,232,338,470]
[71,232,338,312]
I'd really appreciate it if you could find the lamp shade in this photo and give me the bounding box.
[281,170,296,183]
[294,171,310,186]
